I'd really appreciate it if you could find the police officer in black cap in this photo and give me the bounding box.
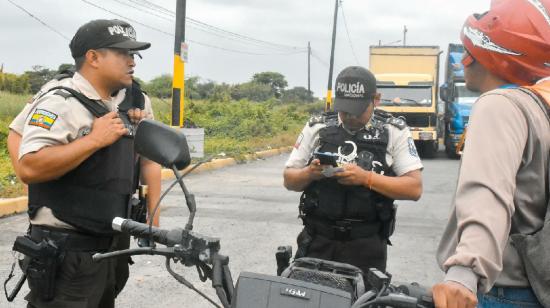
[284,66,423,278]
[10,19,161,307]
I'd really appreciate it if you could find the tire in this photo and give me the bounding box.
[444,137,460,159]
[419,140,437,159]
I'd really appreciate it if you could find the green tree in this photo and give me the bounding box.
[0,72,30,94]
[252,71,288,97]
[143,74,172,98]
[282,86,314,103]
[231,82,273,102]
[57,63,75,73]
[210,83,231,102]
[184,76,201,99]
[24,65,57,93]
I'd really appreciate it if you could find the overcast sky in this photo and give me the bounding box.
[1,0,490,97]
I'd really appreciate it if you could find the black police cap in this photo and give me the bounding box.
[69,19,151,59]
[333,66,378,116]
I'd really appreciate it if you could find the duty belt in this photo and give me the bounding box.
[303,216,380,241]
[30,225,113,252]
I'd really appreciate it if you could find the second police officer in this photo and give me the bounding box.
[283,66,423,278]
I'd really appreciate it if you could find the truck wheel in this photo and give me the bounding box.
[420,141,438,159]
[445,146,460,159]
[445,139,459,159]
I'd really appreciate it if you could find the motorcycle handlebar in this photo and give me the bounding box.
[112,217,176,246]
[351,283,434,308]
[110,218,221,264]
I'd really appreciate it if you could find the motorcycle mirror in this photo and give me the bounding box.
[134,119,191,170]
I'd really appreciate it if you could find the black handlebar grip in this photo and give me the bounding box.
[113,217,171,245]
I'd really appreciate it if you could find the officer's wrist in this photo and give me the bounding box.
[305,165,320,181]
[365,171,374,189]
[82,133,104,150]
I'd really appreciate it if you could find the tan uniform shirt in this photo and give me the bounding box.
[11,72,154,229]
[436,88,549,293]
[285,111,423,176]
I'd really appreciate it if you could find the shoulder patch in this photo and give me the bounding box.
[28,109,58,130]
[407,137,419,157]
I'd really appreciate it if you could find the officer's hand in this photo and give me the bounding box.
[307,159,325,181]
[127,108,148,124]
[432,281,477,308]
[333,164,368,186]
[88,111,128,148]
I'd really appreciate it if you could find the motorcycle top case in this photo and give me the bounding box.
[232,272,352,308]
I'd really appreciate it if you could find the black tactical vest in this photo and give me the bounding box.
[28,81,145,236]
[301,110,405,224]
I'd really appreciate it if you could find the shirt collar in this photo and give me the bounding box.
[71,72,104,101]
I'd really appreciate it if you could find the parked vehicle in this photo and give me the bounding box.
[369,46,441,158]
[440,43,480,158]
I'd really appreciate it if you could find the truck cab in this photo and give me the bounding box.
[370,46,441,158]
[440,44,480,158]
[376,73,438,157]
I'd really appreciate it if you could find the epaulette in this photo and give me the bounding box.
[373,109,407,130]
[53,89,72,100]
[308,112,339,127]
[53,68,75,81]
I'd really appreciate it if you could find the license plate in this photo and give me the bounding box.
[419,132,433,140]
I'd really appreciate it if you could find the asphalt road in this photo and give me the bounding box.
[0,151,460,308]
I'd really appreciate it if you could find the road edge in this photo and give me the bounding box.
[1,146,293,218]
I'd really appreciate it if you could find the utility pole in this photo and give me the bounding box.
[171,0,186,127]
[307,41,311,101]
[326,0,339,112]
[403,25,408,46]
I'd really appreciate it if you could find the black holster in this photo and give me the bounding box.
[12,235,64,301]
[377,202,397,240]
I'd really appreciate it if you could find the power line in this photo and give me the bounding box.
[311,50,330,68]
[339,1,360,65]
[111,0,174,21]
[109,0,306,52]
[82,0,174,36]
[81,0,308,56]
[126,0,306,51]
[130,0,173,16]
[7,0,70,41]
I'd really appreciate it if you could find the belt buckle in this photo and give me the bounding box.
[333,221,352,240]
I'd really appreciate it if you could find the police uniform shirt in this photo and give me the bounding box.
[285,112,423,176]
[10,72,154,229]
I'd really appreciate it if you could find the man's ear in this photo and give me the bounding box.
[373,93,381,106]
[85,50,102,69]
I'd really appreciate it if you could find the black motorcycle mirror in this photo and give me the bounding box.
[134,119,196,231]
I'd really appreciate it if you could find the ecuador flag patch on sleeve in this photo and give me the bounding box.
[29,109,58,130]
